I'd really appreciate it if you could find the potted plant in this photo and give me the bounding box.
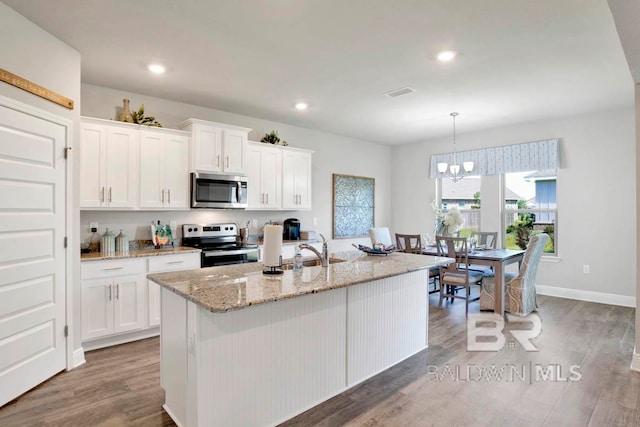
[260,130,288,146]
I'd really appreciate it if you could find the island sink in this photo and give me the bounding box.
[281,257,346,270]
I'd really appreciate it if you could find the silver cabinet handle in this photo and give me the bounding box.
[168,189,171,204]
[109,187,112,203]
[266,193,268,204]
[216,154,220,168]
[161,189,165,203]
[107,284,112,301]
[226,155,229,168]
[115,283,119,300]
[103,266,124,271]
[167,260,184,264]
[101,187,105,203]
[261,193,264,204]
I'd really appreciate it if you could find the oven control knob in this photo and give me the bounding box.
[194,227,198,232]
[188,228,192,233]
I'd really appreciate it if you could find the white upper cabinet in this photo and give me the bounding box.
[282,148,313,210]
[179,119,251,175]
[247,143,282,210]
[80,118,137,209]
[247,142,313,211]
[80,117,190,210]
[139,129,190,209]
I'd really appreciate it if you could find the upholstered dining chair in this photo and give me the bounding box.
[369,227,393,248]
[436,236,484,316]
[479,233,550,316]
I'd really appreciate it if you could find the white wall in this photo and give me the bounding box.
[0,2,84,357]
[80,84,392,252]
[391,107,636,300]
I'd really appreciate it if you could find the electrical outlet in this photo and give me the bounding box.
[313,217,317,226]
[89,221,98,232]
[583,265,590,274]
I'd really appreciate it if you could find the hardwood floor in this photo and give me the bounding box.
[1,293,637,426]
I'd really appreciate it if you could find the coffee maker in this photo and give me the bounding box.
[283,218,301,241]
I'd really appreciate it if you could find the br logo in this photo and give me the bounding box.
[467,313,541,351]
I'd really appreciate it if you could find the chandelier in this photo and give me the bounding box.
[437,112,474,182]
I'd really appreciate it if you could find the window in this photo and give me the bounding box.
[439,175,481,238]
[503,170,556,255]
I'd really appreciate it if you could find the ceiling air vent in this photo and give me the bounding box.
[384,86,416,98]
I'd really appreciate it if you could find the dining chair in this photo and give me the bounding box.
[395,233,440,293]
[436,236,484,316]
[479,233,550,316]
[395,233,422,253]
[467,231,498,276]
[369,227,393,247]
[472,231,498,249]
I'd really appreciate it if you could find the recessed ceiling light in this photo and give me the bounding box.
[295,102,308,110]
[437,51,457,62]
[148,63,166,74]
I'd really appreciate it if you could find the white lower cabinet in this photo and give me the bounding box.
[81,259,146,341]
[81,252,200,348]
[147,253,200,326]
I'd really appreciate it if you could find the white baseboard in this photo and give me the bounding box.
[72,347,86,368]
[82,327,160,352]
[631,348,640,372]
[536,284,635,308]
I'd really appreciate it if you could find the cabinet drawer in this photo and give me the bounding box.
[148,253,200,273]
[82,258,146,280]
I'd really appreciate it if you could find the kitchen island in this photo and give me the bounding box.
[148,251,451,427]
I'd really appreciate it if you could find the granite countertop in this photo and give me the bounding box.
[81,246,201,262]
[256,239,321,246]
[147,250,452,313]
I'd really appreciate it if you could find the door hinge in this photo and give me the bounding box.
[64,147,72,159]
[64,236,68,248]
[64,325,68,337]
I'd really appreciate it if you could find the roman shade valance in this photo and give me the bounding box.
[429,138,559,179]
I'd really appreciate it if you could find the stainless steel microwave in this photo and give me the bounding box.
[191,173,248,209]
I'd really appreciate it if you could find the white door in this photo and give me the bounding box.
[0,100,67,406]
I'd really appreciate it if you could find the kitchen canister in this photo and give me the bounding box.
[115,229,129,255]
[101,228,115,256]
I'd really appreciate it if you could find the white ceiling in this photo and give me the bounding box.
[3,0,635,145]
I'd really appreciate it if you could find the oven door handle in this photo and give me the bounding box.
[204,249,258,257]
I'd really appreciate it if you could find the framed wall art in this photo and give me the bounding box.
[332,174,375,239]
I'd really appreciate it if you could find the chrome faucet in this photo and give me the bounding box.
[298,234,328,267]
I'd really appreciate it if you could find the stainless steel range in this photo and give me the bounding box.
[182,223,259,267]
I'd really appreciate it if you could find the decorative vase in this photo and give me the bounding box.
[117,98,134,123]
[115,229,129,255]
[101,228,115,256]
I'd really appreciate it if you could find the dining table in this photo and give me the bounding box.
[421,245,526,316]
